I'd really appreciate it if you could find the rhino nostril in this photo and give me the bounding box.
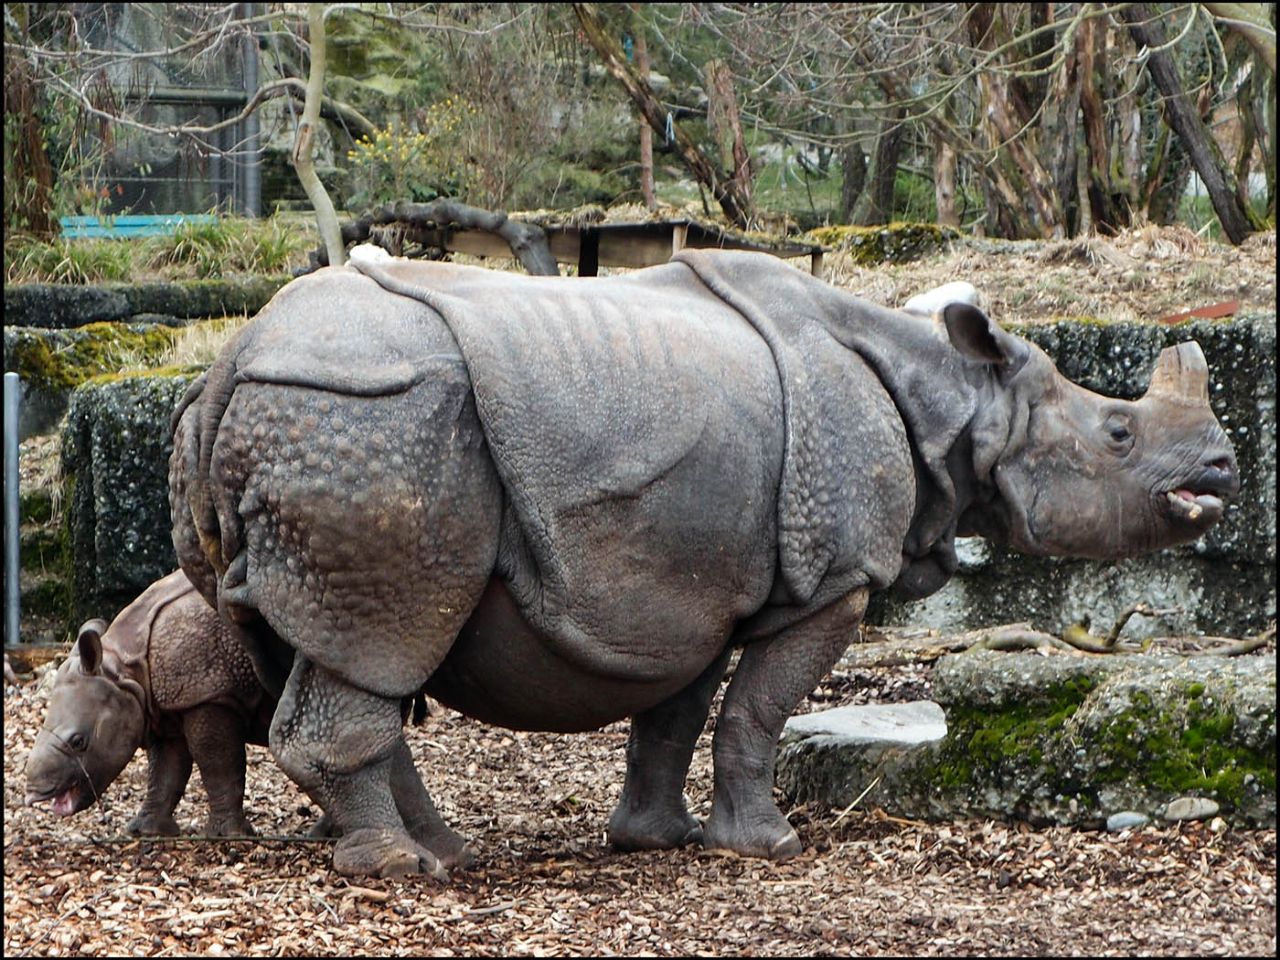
[1206,456,1233,472]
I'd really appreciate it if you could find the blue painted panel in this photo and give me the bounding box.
[60,214,218,239]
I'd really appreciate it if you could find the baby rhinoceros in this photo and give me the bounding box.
[24,570,273,837]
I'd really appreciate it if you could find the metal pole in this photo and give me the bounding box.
[242,1,262,218]
[4,373,21,647]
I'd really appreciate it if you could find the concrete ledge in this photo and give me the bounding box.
[4,276,288,329]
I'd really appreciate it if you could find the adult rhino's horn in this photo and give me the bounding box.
[1144,341,1210,405]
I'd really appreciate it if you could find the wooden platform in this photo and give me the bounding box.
[426,216,827,278]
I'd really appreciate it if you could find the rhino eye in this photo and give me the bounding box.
[1104,414,1134,448]
[67,732,88,752]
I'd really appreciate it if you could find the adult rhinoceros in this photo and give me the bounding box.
[170,249,1238,879]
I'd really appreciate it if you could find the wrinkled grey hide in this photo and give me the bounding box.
[170,250,1237,878]
[24,570,273,836]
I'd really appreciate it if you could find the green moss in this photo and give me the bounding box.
[6,322,181,392]
[85,362,206,386]
[929,675,1101,793]
[803,221,959,265]
[1088,690,1273,810]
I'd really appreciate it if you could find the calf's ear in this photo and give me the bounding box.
[942,302,1028,369]
[75,620,109,675]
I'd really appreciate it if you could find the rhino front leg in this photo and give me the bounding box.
[608,646,733,851]
[270,654,445,880]
[182,703,255,837]
[127,736,193,836]
[703,589,868,859]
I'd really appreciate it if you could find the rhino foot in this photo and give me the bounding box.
[333,827,448,880]
[402,815,475,870]
[203,815,257,838]
[126,813,183,837]
[702,810,802,860]
[608,809,704,852]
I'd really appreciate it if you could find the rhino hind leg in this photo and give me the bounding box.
[703,589,868,859]
[270,653,446,880]
[607,646,733,852]
[127,736,193,836]
[388,739,474,869]
[182,703,256,837]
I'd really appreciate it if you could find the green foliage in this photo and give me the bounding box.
[5,216,307,284]
[892,170,938,223]
[343,105,480,210]
[4,237,133,284]
[147,215,304,279]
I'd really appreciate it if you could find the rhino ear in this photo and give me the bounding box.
[942,302,1028,369]
[76,620,109,675]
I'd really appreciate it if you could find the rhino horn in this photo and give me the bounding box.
[1144,341,1210,405]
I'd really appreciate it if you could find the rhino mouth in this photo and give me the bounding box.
[1161,467,1235,526]
[25,780,89,817]
[1164,488,1223,524]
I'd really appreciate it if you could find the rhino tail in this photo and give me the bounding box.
[169,327,256,615]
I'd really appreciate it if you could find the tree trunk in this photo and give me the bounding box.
[934,141,959,227]
[1121,3,1259,243]
[3,53,56,241]
[967,2,1064,238]
[631,6,656,211]
[294,6,345,267]
[705,59,754,221]
[839,140,867,225]
[573,2,751,228]
[1078,16,1131,234]
[857,108,905,225]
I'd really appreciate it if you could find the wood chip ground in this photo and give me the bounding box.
[5,651,1274,957]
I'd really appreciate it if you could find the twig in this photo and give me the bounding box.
[443,901,517,921]
[87,833,333,845]
[832,776,882,826]
[311,892,341,923]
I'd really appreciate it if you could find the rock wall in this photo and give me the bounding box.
[61,368,202,627]
[4,276,288,329]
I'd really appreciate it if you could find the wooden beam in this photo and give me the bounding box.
[579,228,600,276]
[671,223,688,257]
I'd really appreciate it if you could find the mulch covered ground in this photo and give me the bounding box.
[5,652,1274,957]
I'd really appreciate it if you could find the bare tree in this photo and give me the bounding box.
[1121,3,1263,243]
[573,2,755,228]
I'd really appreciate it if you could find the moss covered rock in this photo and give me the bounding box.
[778,649,1276,827]
[803,222,959,264]
[4,323,184,439]
[61,367,204,627]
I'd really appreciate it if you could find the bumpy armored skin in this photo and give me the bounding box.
[24,570,274,837]
[171,250,1238,878]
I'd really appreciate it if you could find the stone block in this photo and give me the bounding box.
[778,650,1276,827]
[61,368,203,625]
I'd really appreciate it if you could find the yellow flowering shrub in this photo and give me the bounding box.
[344,98,481,208]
